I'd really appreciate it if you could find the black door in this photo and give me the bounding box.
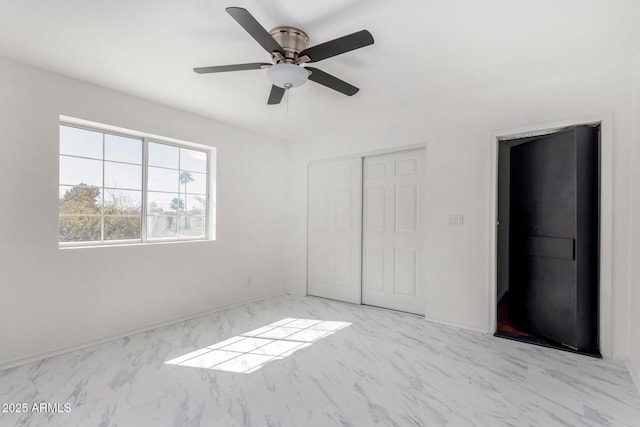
[509,126,599,352]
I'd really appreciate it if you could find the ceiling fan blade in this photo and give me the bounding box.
[300,30,374,63]
[306,67,359,96]
[193,63,271,74]
[267,85,285,105]
[226,7,285,56]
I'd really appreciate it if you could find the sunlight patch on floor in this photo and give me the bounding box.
[165,318,351,374]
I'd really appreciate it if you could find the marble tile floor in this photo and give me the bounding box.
[1,294,639,427]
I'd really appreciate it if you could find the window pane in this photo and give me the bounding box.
[179,171,207,195]
[147,215,178,239]
[104,216,141,240]
[59,185,102,215]
[59,215,101,242]
[60,156,103,187]
[185,195,206,215]
[105,162,142,190]
[59,125,103,159]
[148,167,178,193]
[104,189,142,215]
[179,215,206,238]
[147,192,180,215]
[148,142,179,169]
[180,148,207,173]
[105,134,142,164]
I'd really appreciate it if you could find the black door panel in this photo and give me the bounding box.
[509,126,598,351]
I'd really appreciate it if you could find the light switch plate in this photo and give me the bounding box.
[448,214,464,226]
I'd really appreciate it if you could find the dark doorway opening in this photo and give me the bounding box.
[495,125,601,358]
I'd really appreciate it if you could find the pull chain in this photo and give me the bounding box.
[286,87,290,113]
[283,83,292,113]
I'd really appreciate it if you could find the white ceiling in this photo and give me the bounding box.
[1,0,640,142]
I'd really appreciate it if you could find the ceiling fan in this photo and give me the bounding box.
[194,7,374,105]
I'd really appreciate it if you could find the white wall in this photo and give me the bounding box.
[285,61,634,358]
[0,57,290,369]
[628,52,640,390]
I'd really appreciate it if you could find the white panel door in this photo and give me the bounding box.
[362,148,426,314]
[307,158,362,304]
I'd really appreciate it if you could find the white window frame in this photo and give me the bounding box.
[59,118,215,247]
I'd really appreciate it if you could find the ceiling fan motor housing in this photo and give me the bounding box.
[269,26,309,63]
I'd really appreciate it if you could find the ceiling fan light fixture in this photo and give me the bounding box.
[268,63,308,89]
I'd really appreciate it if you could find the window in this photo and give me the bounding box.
[147,142,208,240]
[59,122,212,246]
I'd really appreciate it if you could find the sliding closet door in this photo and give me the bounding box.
[362,148,426,315]
[307,158,362,304]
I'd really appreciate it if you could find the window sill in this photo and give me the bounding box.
[58,238,215,250]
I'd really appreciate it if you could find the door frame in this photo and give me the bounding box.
[306,142,428,306]
[488,115,613,358]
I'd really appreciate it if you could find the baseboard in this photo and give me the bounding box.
[0,291,287,372]
[302,295,489,333]
[424,315,489,334]
[286,290,307,297]
[626,360,640,397]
